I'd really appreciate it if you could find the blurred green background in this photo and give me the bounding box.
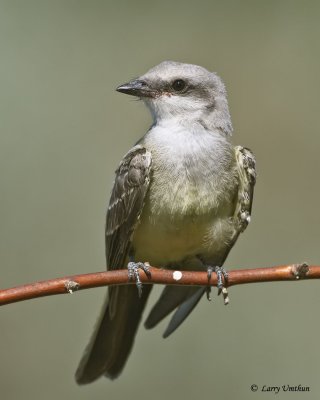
[1,0,319,399]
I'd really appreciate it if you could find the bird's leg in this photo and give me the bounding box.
[213,266,229,305]
[198,257,229,305]
[207,266,229,304]
[128,256,151,297]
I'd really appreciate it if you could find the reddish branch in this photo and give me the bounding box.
[0,263,319,306]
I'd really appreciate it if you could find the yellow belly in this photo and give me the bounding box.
[132,203,235,267]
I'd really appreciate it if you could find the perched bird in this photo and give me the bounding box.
[75,61,256,384]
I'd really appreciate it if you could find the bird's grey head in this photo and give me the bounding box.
[116,61,233,136]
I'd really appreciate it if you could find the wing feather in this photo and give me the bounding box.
[234,146,257,233]
[105,145,152,270]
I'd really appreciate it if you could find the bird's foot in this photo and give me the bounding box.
[127,261,151,297]
[207,266,229,305]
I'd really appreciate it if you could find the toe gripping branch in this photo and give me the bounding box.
[127,261,151,297]
[207,266,230,305]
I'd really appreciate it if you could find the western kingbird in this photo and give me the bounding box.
[75,61,256,384]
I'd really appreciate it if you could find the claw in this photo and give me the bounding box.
[215,266,228,292]
[205,265,229,304]
[197,256,230,304]
[214,266,229,305]
[206,266,213,301]
[221,287,230,305]
[127,261,151,297]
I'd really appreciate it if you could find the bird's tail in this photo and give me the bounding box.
[75,285,152,384]
[145,286,205,337]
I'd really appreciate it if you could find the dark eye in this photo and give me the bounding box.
[172,79,186,92]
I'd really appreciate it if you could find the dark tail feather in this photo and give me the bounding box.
[75,285,152,384]
[144,286,200,329]
[163,287,205,338]
[144,286,205,337]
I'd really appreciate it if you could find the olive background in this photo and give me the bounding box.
[1,1,319,399]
